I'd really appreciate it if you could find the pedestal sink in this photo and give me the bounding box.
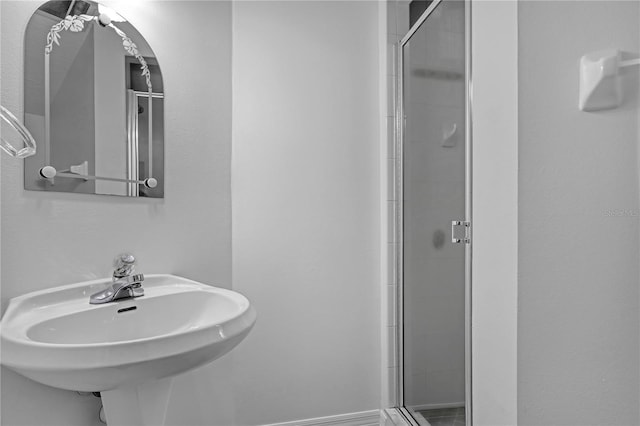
[0,274,256,426]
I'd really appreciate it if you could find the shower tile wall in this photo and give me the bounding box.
[385,0,410,409]
[402,0,466,410]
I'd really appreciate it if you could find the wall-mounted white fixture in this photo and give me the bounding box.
[58,161,90,179]
[579,49,640,111]
[0,275,256,426]
[442,123,458,147]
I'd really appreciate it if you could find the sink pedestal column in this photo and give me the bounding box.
[101,378,174,426]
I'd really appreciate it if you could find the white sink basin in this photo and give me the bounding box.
[1,274,256,425]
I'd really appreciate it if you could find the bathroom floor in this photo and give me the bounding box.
[418,407,466,426]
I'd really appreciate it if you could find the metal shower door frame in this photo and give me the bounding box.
[394,0,473,424]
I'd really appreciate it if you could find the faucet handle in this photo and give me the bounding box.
[113,253,136,280]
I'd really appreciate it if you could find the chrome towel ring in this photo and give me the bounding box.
[1,105,36,158]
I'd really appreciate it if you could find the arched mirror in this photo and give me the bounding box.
[24,0,164,198]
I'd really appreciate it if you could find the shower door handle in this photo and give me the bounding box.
[451,220,471,244]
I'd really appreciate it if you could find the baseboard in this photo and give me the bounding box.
[408,402,464,411]
[262,410,380,426]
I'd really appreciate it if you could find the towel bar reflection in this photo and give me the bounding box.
[0,106,37,158]
[39,165,157,189]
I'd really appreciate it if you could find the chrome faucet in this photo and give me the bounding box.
[89,253,145,304]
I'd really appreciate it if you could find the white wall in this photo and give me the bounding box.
[94,23,127,195]
[518,1,640,425]
[231,1,381,424]
[1,1,232,425]
[471,1,519,425]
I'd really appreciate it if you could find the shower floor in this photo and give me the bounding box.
[418,407,466,426]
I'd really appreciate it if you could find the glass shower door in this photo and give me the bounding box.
[400,1,470,425]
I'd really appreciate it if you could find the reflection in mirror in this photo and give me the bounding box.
[24,0,164,197]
